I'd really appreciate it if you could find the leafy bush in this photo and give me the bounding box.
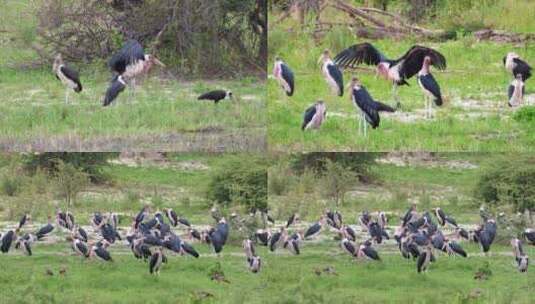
[475,156,535,214]
[54,160,90,207]
[22,153,117,184]
[207,156,267,213]
[1,175,22,197]
[320,159,358,206]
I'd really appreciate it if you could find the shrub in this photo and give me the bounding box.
[1,175,22,197]
[207,156,267,213]
[54,160,90,208]
[320,159,358,206]
[513,106,535,124]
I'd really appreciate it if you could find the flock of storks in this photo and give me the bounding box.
[52,40,234,106]
[257,205,532,273]
[3,204,532,275]
[273,42,532,136]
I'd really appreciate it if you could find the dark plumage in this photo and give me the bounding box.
[103,75,126,106]
[350,78,395,129]
[1,230,15,253]
[198,90,233,104]
[301,101,327,131]
[273,58,295,96]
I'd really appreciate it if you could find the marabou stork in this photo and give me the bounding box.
[508,74,525,107]
[334,43,446,107]
[17,213,31,231]
[304,216,325,240]
[108,39,165,102]
[53,54,82,104]
[341,238,357,257]
[35,217,54,240]
[197,90,233,104]
[243,239,256,259]
[357,242,381,261]
[511,238,529,273]
[417,245,433,273]
[378,211,388,229]
[180,242,200,258]
[359,211,371,231]
[286,213,299,228]
[417,56,443,118]
[318,49,344,97]
[248,255,262,273]
[523,228,535,245]
[273,56,295,96]
[503,52,532,81]
[149,247,164,275]
[349,77,395,136]
[73,238,90,258]
[255,229,271,246]
[434,207,458,228]
[91,241,113,262]
[269,227,286,252]
[339,225,356,242]
[445,240,467,258]
[401,204,418,227]
[1,230,15,253]
[302,101,327,131]
[103,75,127,107]
[285,237,301,255]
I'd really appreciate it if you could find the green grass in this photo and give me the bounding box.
[0,1,266,152]
[268,18,535,152]
[0,241,532,304]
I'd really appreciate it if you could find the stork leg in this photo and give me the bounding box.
[65,88,70,104]
[363,113,368,137]
[392,84,400,110]
[358,113,363,136]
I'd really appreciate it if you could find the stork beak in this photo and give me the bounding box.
[153,57,166,67]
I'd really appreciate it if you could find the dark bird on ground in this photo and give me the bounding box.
[349,77,395,136]
[503,52,532,81]
[335,43,446,107]
[402,205,418,227]
[285,238,300,255]
[359,211,371,230]
[103,75,127,106]
[508,73,525,107]
[198,90,233,104]
[378,211,388,229]
[417,56,443,118]
[53,54,82,104]
[456,227,470,240]
[302,101,327,131]
[180,242,200,258]
[339,225,356,242]
[318,49,344,97]
[273,56,295,96]
[243,239,256,259]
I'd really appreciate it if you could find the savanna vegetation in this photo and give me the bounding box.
[0,0,266,151]
[267,152,534,303]
[268,0,535,151]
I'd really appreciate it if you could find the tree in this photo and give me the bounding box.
[207,156,267,213]
[475,157,535,216]
[320,159,357,206]
[54,160,90,208]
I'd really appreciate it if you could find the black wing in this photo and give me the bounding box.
[109,40,145,74]
[327,64,344,96]
[103,76,126,106]
[181,242,200,258]
[353,87,394,129]
[302,104,317,130]
[60,66,82,92]
[334,42,387,68]
[417,251,427,272]
[281,63,295,96]
[399,46,446,80]
[513,58,532,81]
[418,74,442,106]
[149,253,159,273]
[304,223,321,238]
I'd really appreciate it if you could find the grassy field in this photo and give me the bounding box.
[0,1,266,152]
[0,237,532,303]
[268,13,535,152]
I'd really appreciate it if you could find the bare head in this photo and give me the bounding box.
[318,49,331,65]
[423,56,432,65]
[376,62,389,79]
[516,73,523,81]
[54,54,63,64]
[226,90,233,100]
[507,52,519,59]
[275,55,281,61]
